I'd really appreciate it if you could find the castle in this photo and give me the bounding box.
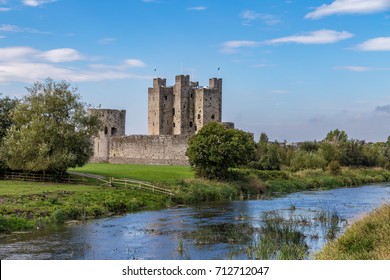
[89,75,234,165]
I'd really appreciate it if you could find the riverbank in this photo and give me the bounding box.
[315,203,390,259]
[1,164,390,233]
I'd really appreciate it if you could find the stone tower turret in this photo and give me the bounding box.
[88,109,126,162]
[148,75,223,136]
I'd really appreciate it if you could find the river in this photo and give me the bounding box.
[1,184,390,260]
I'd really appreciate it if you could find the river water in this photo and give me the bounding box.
[1,184,390,260]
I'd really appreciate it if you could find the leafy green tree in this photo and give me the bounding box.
[300,141,319,152]
[339,139,368,167]
[0,94,18,141]
[290,150,327,171]
[0,94,19,171]
[259,142,282,170]
[318,142,341,164]
[1,79,101,175]
[324,129,348,143]
[186,122,256,180]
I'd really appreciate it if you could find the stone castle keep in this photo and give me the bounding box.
[89,75,233,165]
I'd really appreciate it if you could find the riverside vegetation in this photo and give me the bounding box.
[2,85,390,258]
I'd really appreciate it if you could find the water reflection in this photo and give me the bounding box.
[0,184,389,260]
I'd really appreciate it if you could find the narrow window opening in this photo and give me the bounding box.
[104,126,108,135]
[164,95,167,101]
[211,114,215,120]
[197,114,201,120]
[111,127,117,136]
[172,108,175,116]
[189,122,193,128]
[173,122,176,128]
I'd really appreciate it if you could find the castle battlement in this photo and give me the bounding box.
[148,75,222,136]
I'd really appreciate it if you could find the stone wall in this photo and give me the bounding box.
[88,109,126,163]
[109,135,190,165]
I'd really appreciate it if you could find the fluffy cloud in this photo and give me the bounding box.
[39,48,84,63]
[0,46,151,83]
[0,7,11,11]
[264,30,354,45]
[240,10,280,26]
[221,30,353,53]
[355,37,390,51]
[124,59,147,68]
[22,0,56,7]
[221,40,260,53]
[306,0,390,19]
[375,104,390,114]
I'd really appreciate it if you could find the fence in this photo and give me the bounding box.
[0,171,174,197]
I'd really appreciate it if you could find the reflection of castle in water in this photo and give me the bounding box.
[89,75,234,165]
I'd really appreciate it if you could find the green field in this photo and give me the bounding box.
[70,163,194,185]
[0,180,171,233]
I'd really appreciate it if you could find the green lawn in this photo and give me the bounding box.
[0,180,101,196]
[69,163,194,185]
[0,180,171,232]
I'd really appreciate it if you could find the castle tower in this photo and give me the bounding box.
[148,75,222,136]
[173,75,197,135]
[148,78,174,135]
[88,109,126,162]
[194,78,222,132]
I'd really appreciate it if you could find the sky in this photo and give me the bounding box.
[1,0,390,142]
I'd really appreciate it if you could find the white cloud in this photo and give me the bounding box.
[335,66,371,72]
[221,40,260,53]
[306,0,390,19]
[0,24,49,34]
[335,65,390,71]
[355,37,390,51]
[221,30,352,53]
[240,10,280,26]
[40,48,84,63]
[0,7,11,11]
[22,0,56,7]
[187,6,207,11]
[0,35,5,39]
[125,59,147,68]
[0,46,151,83]
[0,46,38,61]
[264,29,354,45]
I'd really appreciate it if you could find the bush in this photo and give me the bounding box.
[327,160,342,175]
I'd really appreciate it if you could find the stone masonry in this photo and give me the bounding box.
[89,75,231,165]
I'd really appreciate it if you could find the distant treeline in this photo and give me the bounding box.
[250,129,390,173]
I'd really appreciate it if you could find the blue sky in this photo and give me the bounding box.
[1,0,390,142]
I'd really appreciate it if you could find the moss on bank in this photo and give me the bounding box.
[315,204,390,260]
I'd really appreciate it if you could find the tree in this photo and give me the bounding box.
[1,79,101,175]
[339,139,368,167]
[324,129,348,143]
[0,94,18,141]
[186,122,256,180]
[0,94,19,171]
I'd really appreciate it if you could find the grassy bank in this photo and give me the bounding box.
[315,204,390,259]
[0,180,171,233]
[1,164,390,233]
[236,167,390,195]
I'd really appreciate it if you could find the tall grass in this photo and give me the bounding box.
[316,204,390,260]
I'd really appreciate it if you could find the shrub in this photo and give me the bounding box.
[327,160,342,175]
